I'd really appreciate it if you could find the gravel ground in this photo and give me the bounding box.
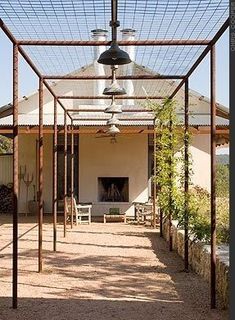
[0,215,228,320]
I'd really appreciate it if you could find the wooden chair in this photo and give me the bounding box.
[135,201,160,225]
[104,207,126,224]
[66,197,92,225]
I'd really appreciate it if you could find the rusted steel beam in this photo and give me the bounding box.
[12,43,19,310]
[210,45,216,309]
[169,19,229,100]
[71,117,154,121]
[70,121,74,229]
[53,98,57,251]
[38,78,43,273]
[67,108,153,112]
[184,78,189,272]
[58,95,164,100]
[43,75,185,80]
[18,39,211,46]
[0,127,229,135]
[0,18,18,44]
[152,118,157,229]
[64,111,68,237]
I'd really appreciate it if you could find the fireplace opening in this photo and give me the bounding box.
[98,177,129,202]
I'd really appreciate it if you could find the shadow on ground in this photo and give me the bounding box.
[0,220,229,320]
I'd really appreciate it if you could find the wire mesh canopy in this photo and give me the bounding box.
[0,0,229,79]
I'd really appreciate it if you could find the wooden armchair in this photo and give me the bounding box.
[66,197,92,225]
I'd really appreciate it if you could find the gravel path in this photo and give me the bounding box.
[0,215,228,320]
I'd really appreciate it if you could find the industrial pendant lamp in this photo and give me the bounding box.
[107,113,120,126]
[107,124,120,135]
[97,0,131,66]
[103,79,126,95]
[105,96,122,113]
[98,42,131,65]
[103,65,126,95]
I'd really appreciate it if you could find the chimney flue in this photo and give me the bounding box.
[120,29,136,106]
[91,29,108,106]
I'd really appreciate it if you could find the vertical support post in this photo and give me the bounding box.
[159,208,163,237]
[70,121,74,228]
[159,120,163,237]
[63,111,67,237]
[169,110,173,251]
[12,43,18,309]
[38,78,43,273]
[53,98,57,251]
[210,44,216,309]
[152,118,157,229]
[184,78,189,271]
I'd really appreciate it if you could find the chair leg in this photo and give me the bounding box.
[104,214,106,224]
[124,214,127,224]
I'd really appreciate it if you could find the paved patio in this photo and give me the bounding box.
[0,215,228,320]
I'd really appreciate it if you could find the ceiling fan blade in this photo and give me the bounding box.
[95,135,111,138]
[96,129,107,134]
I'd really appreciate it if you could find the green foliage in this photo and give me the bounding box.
[0,135,13,154]
[146,98,186,217]
[216,163,229,197]
[173,186,229,244]
[147,99,229,244]
[216,197,229,243]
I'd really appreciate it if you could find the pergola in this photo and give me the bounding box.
[0,0,229,311]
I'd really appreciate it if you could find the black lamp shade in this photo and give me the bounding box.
[98,42,131,65]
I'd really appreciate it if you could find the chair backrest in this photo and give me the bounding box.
[65,197,77,215]
[109,207,120,215]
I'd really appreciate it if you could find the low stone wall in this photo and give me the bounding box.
[162,218,229,309]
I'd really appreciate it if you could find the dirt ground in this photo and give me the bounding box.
[0,215,228,320]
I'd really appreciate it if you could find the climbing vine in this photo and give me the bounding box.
[146,98,186,219]
[146,98,228,244]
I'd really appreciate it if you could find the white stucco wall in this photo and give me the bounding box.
[190,134,211,191]
[13,131,210,215]
[18,134,52,213]
[79,133,149,216]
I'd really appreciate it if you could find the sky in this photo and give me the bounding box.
[0,27,229,154]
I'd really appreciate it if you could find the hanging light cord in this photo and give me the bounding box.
[110,0,119,43]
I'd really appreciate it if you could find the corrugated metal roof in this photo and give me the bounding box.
[0,113,229,127]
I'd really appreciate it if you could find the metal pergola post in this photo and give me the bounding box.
[152,118,157,229]
[210,44,216,309]
[70,121,74,228]
[184,78,189,272]
[38,78,43,273]
[53,97,58,251]
[64,111,68,237]
[12,43,19,310]
[159,209,163,237]
[169,111,173,252]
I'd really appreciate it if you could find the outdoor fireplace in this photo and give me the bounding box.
[98,177,129,202]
